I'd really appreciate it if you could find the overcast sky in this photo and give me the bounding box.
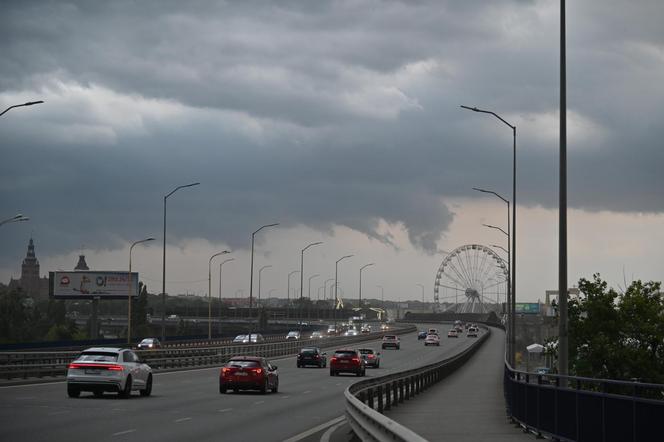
[2,0,663,304]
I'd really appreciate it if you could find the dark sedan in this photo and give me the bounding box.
[297,347,327,368]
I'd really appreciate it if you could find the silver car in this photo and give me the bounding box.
[66,347,152,398]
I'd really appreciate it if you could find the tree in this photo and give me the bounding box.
[569,274,664,383]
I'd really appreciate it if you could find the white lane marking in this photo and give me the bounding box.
[254,400,265,405]
[281,395,290,399]
[283,415,346,442]
[174,417,192,423]
[320,421,346,442]
[47,410,71,416]
[113,429,136,437]
[218,408,233,412]
[302,390,311,394]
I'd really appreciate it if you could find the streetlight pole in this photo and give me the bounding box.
[0,214,30,226]
[0,100,44,117]
[249,223,279,310]
[358,263,374,308]
[308,274,320,300]
[300,241,323,329]
[559,0,569,381]
[258,265,272,308]
[324,278,334,301]
[208,251,230,339]
[219,258,234,335]
[334,255,353,332]
[161,182,200,341]
[287,270,300,319]
[473,186,511,350]
[376,285,384,320]
[461,104,517,366]
[416,283,425,303]
[128,237,154,344]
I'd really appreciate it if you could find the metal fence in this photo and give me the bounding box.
[504,358,664,441]
[344,326,490,441]
[0,325,416,382]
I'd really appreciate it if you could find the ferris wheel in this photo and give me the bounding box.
[433,244,508,314]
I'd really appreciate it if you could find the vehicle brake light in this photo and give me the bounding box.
[68,363,123,371]
[330,357,337,363]
[314,355,320,359]
[351,357,360,363]
[251,368,263,375]
[368,354,375,359]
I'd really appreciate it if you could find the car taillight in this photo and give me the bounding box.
[68,363,122,371]
[251,368,263,375]
[330,357,337,363]
[351,357,360,363]
[221,367,231,375]
[314,355,320,359]
[368,354,375,359]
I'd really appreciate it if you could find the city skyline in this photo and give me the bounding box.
[2,1,664,303]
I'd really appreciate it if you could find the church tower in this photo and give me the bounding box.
[20,238,41,296]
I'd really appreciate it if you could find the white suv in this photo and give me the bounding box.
[67,347,152,398]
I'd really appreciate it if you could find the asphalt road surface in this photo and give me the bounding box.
[0,324,480,442]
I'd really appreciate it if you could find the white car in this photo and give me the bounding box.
[67,347,152,398]
[424,334,440,346]
[447,329,459,338]
[344,329,359,337]
[233,333,265,344]
[310,331,324,339]
[286,331,301,340]
[467,327,479,337]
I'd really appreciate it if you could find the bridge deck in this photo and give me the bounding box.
[383,328,534,441]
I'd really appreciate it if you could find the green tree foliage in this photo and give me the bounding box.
[570,274,664,383]
[0,289,37,343]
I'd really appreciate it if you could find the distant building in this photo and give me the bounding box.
[7,237,49,299]
[74,254,89,271]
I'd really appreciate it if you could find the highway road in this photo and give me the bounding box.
[0,324,482,442]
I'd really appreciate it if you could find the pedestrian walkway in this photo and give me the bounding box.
[383,329,534,441]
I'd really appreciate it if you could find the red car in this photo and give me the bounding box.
[329,349,366,377]
[219,356,279,394]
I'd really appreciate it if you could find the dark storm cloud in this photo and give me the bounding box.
[1,0,663,266]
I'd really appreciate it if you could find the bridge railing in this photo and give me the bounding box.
[504,359,664,442]
[0,325,416,381]
[344,326,490,441]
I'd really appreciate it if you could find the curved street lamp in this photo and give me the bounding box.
[128,237,154,344]
[287,270,300,318]
[461,104,516,366]
[209,251,231,339]
[358,263,375,308]
[0,214,30,226]
[161,182,200,341]
[249,223,279,309]
[308,274,320,300]
[334,255,353,330]
[258,265,272,308]
[218,258,235,335]
[1,100,44,117]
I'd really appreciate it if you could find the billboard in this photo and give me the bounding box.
[515,302,541,314]
[49,271,139,300]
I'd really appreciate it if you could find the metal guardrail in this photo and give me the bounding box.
[504,359,664,442]
[344,326,491,441]
[0,325,416,382]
